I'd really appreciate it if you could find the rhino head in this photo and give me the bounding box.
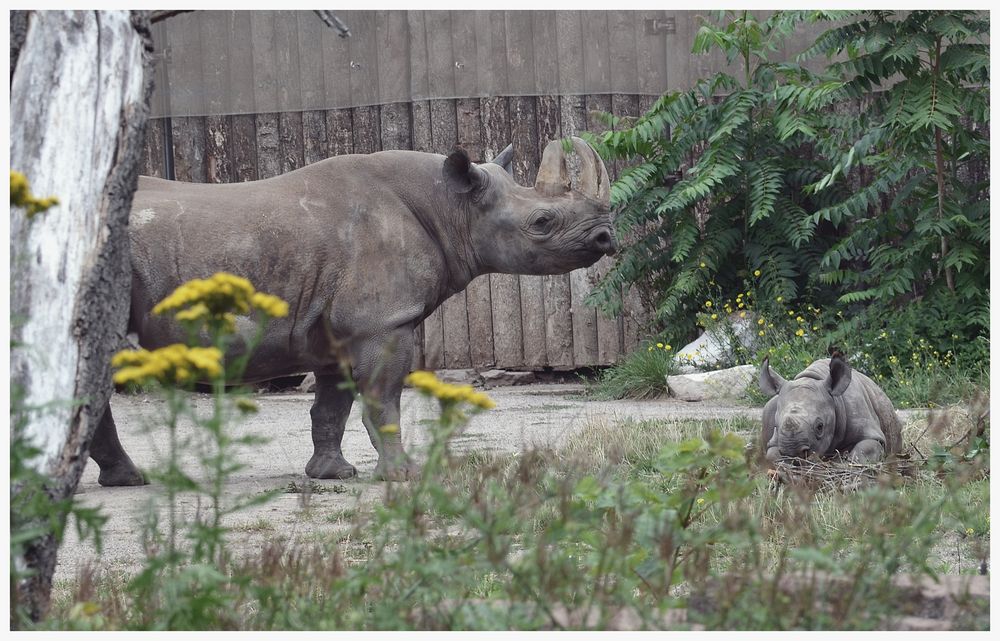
[441,136,616,275]
[759,355,853,459]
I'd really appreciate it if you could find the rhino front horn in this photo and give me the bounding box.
[534,136,611,207]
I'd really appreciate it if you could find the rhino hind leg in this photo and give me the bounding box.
[91,403,148,486]
[305,371,359,479]
[353,329,419,482]
[848,439,885,463]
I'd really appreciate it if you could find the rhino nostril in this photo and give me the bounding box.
[590,229,617,256]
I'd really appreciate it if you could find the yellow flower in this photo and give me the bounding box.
[758,318,765,325]
[405,370,495,409]
[795,329,805,337]
[251,292,289,318]
[966,527,975,536]
[236,398,259,414]
[699,262,706,268]
[711,313,718,320]
[776,296,783,302]
[664,344,672,351]
[112,344,223,386]
[759,330,765,336]
[696,498,705,505]
[656,342,664,348]
[11,170,59,218]
[739,311,746,318]
[796,316,804,323]
[648,346,654,352]
[753,269,761,277]
[705,301,713,308]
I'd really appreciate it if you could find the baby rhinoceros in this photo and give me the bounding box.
[759,356,902,464]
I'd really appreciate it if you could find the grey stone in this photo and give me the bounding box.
[434,369,481,385]
[298,372,316,393]
[667,364,756,402]
[481,369,536,388]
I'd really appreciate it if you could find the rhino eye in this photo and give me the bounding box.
[529,211,555,234]
[814,421,824,436]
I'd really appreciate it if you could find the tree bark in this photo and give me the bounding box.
[9,10,153,624]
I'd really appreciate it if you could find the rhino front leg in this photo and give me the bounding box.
[353,328,419,482]
[305,371,359,479]
[91,402,147,486]
[848,439,885,463]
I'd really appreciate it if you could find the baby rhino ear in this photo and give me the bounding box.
[442,147,487,194]
[759,356,786,398]
[828,354,852,396]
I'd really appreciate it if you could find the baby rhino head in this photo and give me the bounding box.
[442,136,616,275]
[760,356,853,459]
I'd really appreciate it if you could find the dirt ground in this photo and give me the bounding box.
[55,385,927,585]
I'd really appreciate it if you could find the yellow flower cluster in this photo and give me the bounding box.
[11,170,59,218]
[112,344,223,386]
[152,272,289,329]
[647,342,672,352]
[405,370,496,409]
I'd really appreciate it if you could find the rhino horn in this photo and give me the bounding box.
[570,136,611,207]
[534,137,611,206]
[491,143,514,173]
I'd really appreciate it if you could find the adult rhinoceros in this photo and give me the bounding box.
[90,137,616,484]
[759,355,903,464]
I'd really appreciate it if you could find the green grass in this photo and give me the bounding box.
[590,346,677,399]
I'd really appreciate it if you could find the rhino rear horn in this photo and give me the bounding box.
[759,356,786,398]
[569,136,611,207]
[443,147,487,194]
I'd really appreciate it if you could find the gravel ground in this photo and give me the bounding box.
[55,385,929,585]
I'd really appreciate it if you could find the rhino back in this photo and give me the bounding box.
[128,154,452,378]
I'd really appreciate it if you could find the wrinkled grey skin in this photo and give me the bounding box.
[91,138,616,484]
[760,356,903,464]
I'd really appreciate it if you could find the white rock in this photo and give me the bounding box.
[675,314,757,370]
[298,372,316,393]
[666,364,756,402]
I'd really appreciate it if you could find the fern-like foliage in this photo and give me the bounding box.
[589,10,988,350]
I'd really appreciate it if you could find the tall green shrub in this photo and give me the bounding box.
[589,10,989,358]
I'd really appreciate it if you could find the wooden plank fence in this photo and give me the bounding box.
[139,94,652,370]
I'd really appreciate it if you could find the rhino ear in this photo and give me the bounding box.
[759,356,786,398]
[828,354,852,396]
[443,147,487,194]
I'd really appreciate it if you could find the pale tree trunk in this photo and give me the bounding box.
[9,10,153,624]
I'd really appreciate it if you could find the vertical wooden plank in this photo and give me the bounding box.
[407,11,430,101]
[556,11,585,96]
[432,99,472,369]
[532,11,560,95]
[352,106,381,154]
[376,10,410,105]
[274,11,302,114]
[425,11,455,100]
[163,10,206,116]
[477,10,509,97]
[379,103,411,151]
[199,10,231,115]
[279,112,305,174]
[204,115,233,183]
[140,118,166,177]
[482,96,523,368]
[249,11,279,115]
[321,7,353,109]
[510,95,546,369]
[608,10,639,95]
[561,94,599,367]
[326,109,354,157]
[451,11,478,99]
[302,111,329,165]
[230,115,259,182]
[255,113,281,179]
[504,10,536,96]
[587,94,622,365]
[297,9,327,112]
[457,98,494,368]
[226,10,255,115]
[534,95,574,368]
[581,11,611,94]
[635,9,668,97]
[171,117,207,183]
[410,99,433,370]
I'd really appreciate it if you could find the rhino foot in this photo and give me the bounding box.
[97,460,148,487]
[373,456,420,482]
[305,453,358,479]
